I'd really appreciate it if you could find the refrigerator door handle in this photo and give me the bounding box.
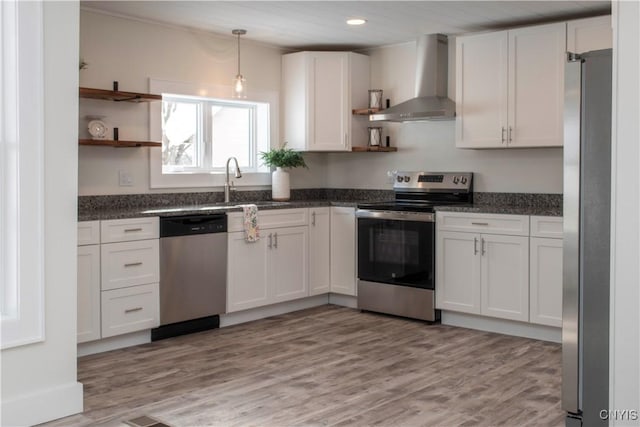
[561,57,582,415]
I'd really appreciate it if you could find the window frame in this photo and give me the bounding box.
[149,78,277,189]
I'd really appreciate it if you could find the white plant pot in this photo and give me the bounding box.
[272,167,290,201]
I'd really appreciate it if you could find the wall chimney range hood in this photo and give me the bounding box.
[369,34,455,122]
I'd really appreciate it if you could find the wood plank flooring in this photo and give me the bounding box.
[39,305,563,427]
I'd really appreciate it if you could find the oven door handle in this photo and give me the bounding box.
[355,209,435,222]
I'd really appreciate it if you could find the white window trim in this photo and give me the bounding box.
[0,0,45,349]
[149,78,278,189]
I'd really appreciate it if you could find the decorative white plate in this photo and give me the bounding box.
[88,119,109,140]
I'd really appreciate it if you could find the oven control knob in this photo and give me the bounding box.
[453,176,460,184]
[404,176,411,182]
[461,176,468,185]
[397,176,404,183]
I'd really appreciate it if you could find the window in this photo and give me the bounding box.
[149,78,277,189]
[161,95,269,174]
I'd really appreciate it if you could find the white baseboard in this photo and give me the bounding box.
[220,295,329,327]
[328,293,357,308]
[78,330,150,357]
[442,311,561,343]
[1,381,83,427]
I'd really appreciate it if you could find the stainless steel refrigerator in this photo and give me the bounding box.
[562,49,612,426]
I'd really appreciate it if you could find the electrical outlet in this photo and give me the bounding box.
[119,170,134,187]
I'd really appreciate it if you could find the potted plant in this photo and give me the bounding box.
[259,143,308,201]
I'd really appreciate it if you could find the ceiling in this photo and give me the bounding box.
[81,1,611,50]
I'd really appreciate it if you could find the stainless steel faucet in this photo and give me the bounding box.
[224,157,242,203]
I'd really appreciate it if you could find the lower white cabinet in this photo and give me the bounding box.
[436,230,529,321]
[330,207,356,296]
[227,222,309,313]
[77,244,101,343]
[529,237,563,327]
[309,207,331,296]
[101,283,160,338]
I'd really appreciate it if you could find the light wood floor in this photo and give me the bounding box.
[40,305,563,427]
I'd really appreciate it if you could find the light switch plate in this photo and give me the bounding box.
[119,170,134,186]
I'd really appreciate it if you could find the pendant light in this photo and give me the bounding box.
[232,29,247,98]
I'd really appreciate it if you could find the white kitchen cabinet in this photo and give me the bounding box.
[100,217,159,243]
[456,22,566,148]
[309,207,331,296]
[529,215,563,327]
[101,283,160,338]
[330,207,357,296]
[227,210,309,312]
[436,212,530,322]
[282,51,369,151]
[100,239,160,291]
[567,15,612,54]
[436,230,481,314]
[77,243,101,343]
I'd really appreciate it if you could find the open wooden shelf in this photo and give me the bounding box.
[351,146,397,152]
[79,87,162,103]
[352,108,381,115]
[79,139,161,148]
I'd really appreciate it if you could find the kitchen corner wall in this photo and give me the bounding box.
[77,10,328,195]
[327,40,563,193]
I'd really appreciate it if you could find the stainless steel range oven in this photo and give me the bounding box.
[356,172,473,322]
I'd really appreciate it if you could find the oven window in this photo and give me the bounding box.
[357,218,435,289]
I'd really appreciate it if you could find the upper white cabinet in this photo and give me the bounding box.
[282,51,369,151]
[456,22,566,148]
[567,15,612,54]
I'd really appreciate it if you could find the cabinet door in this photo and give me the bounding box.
[101,283,160,338]
[567,16,612,54]
[330,207,356,296]
[481,234,529,321]
[77,245,101,343]
[435,231,481,314]
[309,52,349,151]
[455,31,509,148]
[309,208,331,295]
[270,226,309,303]
[101,239,160,291]
[530,237,563,327]
[508,23,566,147]
[227,232,269,312]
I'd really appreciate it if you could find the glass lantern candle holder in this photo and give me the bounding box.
[368,90,383,111]
[368,127,383,147]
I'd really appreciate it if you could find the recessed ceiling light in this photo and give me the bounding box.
[346,18,367,26]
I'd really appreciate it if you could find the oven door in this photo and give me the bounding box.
[356,210,435,289]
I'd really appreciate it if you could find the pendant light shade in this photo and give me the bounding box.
[232,29,247,98]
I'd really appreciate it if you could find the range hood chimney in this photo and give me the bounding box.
[370,34,455,122]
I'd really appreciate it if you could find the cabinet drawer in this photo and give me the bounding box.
[78,221,100,246]
[530,216,563,238]
[436,212,529,236]
[101,217,159,243]
[101,283,159,338]
[228,208,308,232]
[101,240,159,290]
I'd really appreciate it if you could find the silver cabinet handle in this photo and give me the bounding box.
[125,307,143,314]
[501,127,506,144]
[124,262,143,267]
[312,212,316,226]
[268,233,272,249]
[509,126,513,143]
[481,238,486,256]
[273,232,278,249]
[471,222,489,226]
[124,228,143,233]
[474,237,478,255]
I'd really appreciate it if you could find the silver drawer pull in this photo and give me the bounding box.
[273,232,278,249]
[125,307,143,314]
[124,228,143,232]
[471,222,489,226]
[124,262,143,267]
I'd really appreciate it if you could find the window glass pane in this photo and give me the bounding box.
[162,101,198,168]
[210,105,251,168]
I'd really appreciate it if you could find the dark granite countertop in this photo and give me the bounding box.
[434,204,562,217]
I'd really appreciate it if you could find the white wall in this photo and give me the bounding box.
[326,41,563,193]
[610,1,640,423]
[77,10,328,195]
[0,2,83,425]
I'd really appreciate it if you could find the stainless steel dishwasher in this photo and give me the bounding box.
[152,214,227,340]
